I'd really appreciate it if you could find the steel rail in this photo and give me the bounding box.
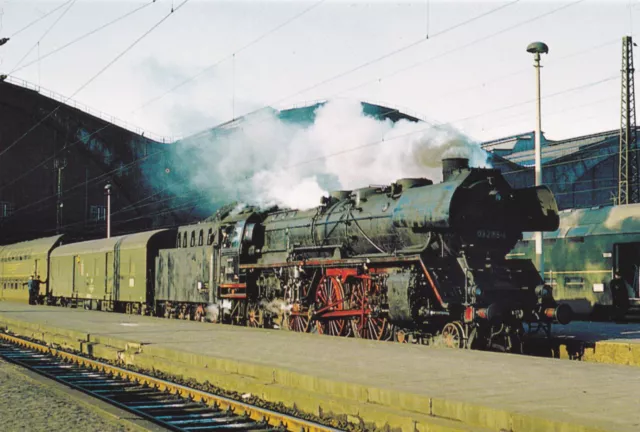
[0,332,344,432]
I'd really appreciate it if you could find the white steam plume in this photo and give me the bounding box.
[175,100,489,210]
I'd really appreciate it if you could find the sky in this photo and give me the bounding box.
[0,0,638,144]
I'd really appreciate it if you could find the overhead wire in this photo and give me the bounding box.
[262,0,523,112]
[452,75,618,125]
[331,0,586,99]
[135,0,328,112]
[192,0,585,141]
[132,0,522,136]
[7,0,72,38]
[480,95,618,136]
[424,37,619,103]
[9,0,76,74]
[54,189,207,233]
[11,1,158,75]
[0,0,191,161]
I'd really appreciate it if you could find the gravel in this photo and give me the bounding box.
[0,358,137,432]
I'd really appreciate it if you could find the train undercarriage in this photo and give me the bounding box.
[44,258,561,354]
[148,255,560,353]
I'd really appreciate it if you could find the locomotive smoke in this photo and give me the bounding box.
[175,99,489,210]
[260,298,293,315]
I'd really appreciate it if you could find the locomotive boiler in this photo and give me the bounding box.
[158,157,571,351]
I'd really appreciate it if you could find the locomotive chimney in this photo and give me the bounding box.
[442,157,469,181]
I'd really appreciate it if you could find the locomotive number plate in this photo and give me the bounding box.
[477,230,507,239]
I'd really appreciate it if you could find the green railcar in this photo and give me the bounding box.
[509,203,640,317]
[0,235,63,303]
[49,229,174,312]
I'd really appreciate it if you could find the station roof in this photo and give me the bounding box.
[482,129,625,167]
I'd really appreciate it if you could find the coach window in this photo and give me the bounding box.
[176,233,181,248]
[182,232,187,248]
[198,230,204,246]
[207,228,213,245]
[190,231,196,247]
[564,276,584,289]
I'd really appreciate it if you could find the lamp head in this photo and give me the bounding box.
[527,41,549,55]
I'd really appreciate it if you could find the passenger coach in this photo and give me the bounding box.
[0,235,63,302]
[49,229,174,313]
[509,203,640,317]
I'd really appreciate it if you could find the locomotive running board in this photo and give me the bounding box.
[240,254,422,270]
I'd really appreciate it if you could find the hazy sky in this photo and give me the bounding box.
[0,0,637,142]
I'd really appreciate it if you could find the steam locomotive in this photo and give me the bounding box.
[0,157,571,352]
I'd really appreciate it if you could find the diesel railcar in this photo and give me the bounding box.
[509,203,640,318]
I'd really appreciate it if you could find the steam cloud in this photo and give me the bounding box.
[172,100,489,210]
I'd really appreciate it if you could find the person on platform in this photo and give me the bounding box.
[610,272,630,322]
[23,275,43,305]
[35,274,44,304]
[24,275,36,305]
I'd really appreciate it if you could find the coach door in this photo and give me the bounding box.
[34,259,41,294]
[615,242,640,298]
[73,256,81,297]
[105,252,114,305]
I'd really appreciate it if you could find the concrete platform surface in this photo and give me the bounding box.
[552,321,640,343]
[1,302,639,432]
[548,321,640,366]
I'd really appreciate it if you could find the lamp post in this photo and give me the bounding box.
[104,183,111,239]
[527,41,549,280]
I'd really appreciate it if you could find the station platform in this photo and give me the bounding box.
[549,321,640,366]
[0,302,639,432]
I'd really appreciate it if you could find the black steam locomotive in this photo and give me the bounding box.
[155,157,571,351]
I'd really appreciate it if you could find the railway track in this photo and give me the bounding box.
[0,333,344,432]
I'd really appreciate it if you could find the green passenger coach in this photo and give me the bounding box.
[509,203,640,317]
[49,229,175,313]
[0,235,63,303]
